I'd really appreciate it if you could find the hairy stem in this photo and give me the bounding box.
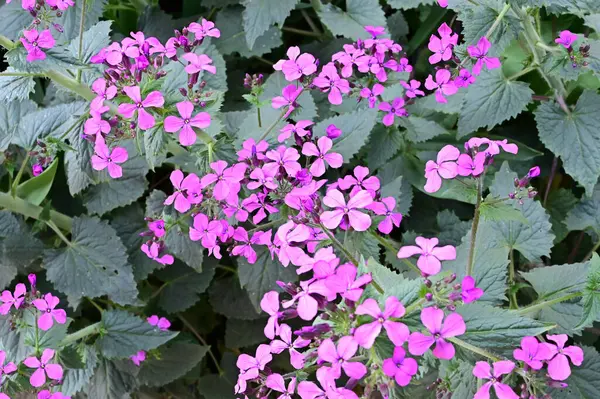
[0,34,15,50]
[61,322,102,346]
[259,108,290,141]
[485,3,511,38]
[584,240,600,262]
[466,178,483,276]
[516,291,583,315]
[11,152,30,196]
[446,337,501,362]
[508,249,518,309]
[0,192,73,231]
[543,157,558,206]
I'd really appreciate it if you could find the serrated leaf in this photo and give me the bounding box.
[0,99,37,151]
[548,346,600,399]
[83,176,148,216]
[317,0,387,40]
[98,309,178,358]
[145,189,167,218]
[367,125,403,170]
[87,358,137,399]
[43,216,139,306]
[448,360,477,398]
[138,342,208,387]
[0,68,36,102]
[546,189,578,243]
[155,262,215,313]
[208,276,262,320]
[60,346,98,396]
[460,2,519,53]
[387,0,436,9]
[242,0,297,49]
[437,210,470,246]
[400,116,448,143]
[0,314,28,364]
[0,1,35,40]
[164,224,204,272]
[67,20,112,62]
[358,257,422,306]
[458,68,533,136]
[53,0,107,43]
[566,183,600,235]
[378,158,414,215]
[415,90,466,115]
[535,91,600,196]
[387,11,409,40]
[225,318,268,348]
[480,197,529,223]
[577,254,600,330]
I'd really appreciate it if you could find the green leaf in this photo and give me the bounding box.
[155,262,215,313]
[165,223,204,272]
[0,1,35,40]
[87,358,137,399]
[0,314,28,364]
[238,247,298,312]
[415,90,466,115]
[317,0,387,40]
[43,216,139,306]
[60,346,98,396]
[67,20,112,62]
[460,1,519,53]
[577,254,600,330]
[458,68,533,137]
[359,257,422,307]
[53,0,107,43]
[400,116,448,143]
[549,346,600,399]
[242,0,297,49]
[0,68,36,103]
[0,100,37,151]
[387,11,409,41]
[226,318,268,348]
[437,210,470,246]
[480,197,529,224]
[367,125,403,170]
[387,0,436,9]
[566,183,600,235]
[98,309,178,359]
[535,90,600,196]
[143,125,167,171]
[138,342,208,387]
[546,189,578,243]
[16,158,58,206]
[448,360,477,398]
[146,189,167,218]
[83,176,148,216]
[378,158,414,215]
[208,276,262,320]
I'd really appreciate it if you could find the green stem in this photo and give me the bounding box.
[447,337,501,362]
[508,249,518,309]
[535,42,562,54]
[516,291,583,315]
[11,153,30,196]
[257,107,262,128]
[282,26,322,38]
[0,72,44,77]
[0,34,15,50]
[507,65,536,81]
[46,220,72,246]
[178,315,224,375]
[301,9,322,35]
[584,240,600,261]
[76,0,87,82]
[247,219,284,234]
[0,191,73,232]
[61,322,102,346]
[259,108,288,141]
[466,178,483,276]
[404,298,426,316]
[485,3,511,38]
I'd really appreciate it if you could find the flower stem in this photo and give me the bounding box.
[516,291,583,315]
[282,26,322,38]
[259,108,289,142]
[508,249,518,309]
[178,315,225,376]
[446,337,501,362]
[0,34,15,50]
[466,178,483,276]
[0,191,73,231]
[584,240,600,262]
[485,3,511,38]
[507,65,536,81]
[61,322,102,346]
[11,152,30,196]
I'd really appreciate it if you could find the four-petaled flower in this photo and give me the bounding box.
[189,213,221,248]
[188,18,221,40]
[261,291,283,339]
[141,242,174,265]
[397,237,456,276]
[382,346,418,387]
[302,136,343,177]
[423,144,460,193]
[408,307,466,359]
[321,189,373,232]
[272,84,302,117]
[164,101,211,146]
[545,334,584,381]
[313,63,350,105]
[360,83,384,108]
[379,97,407,126]
[23,349,63,388]
[147,315,171,330]
[472,361,519,399]
[354,296,410,349]
[21,29,55,62]
[33,293,67,331]
[0,283,26,315]
[182,53,216,74]
[513,336,553,370]
[0,350,17,383]
[425,69,458,104]
[369,196,402,234]
[130,350,146,366]
[297,367,359,399]
[325,263,372,302]
[270,324,310,369]
[265,374,296,399]
[90,136,129,179]
[461,275,484,303]
[457,152,486,177]
[278,120,313,142]
[555,30,578,49]
[163,170,202,213]
[200,160,246,201]
[428,23,458,64]
[318,336,367,379]
[467,37,501,75]
[401,79,425,98]
[273,46,317,82]
[91,78,117,110]
[118,86,164,130]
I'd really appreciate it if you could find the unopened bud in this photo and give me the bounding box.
[425,293,433,301]
[326,124,342,139]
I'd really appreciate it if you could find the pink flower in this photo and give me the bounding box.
[332,44,364,78]
[360,83,385,108]
[130,350,146,366]
[302,136,343,177]
[242,192,278,224]
[428,23,458,64]
[275,221,310,267]
[365,25,385,38]
[236,344,272,375]
[321,189,373,232]
[46,0,74,10]
[401,80,425,98]
[164,170,202,213]
[457,152,486,177]
[90,137,128,179]
[182,53,216,74]
[266,374,296,399]
[354,297,410,349]
[32,293,67,331]
[38,390,71,399]
[369,197,402,234]
[460,276,484,303]
[200,160,246,201]
[466,137,518,156]
[282,279,329,320]
[325,263,372,302]
[338,166,380,197]
[278,120,313,142]
[513,336,553,370]
[141,242,174,265]
[297,367,359,399]
[397,237,456,276]
[408,307,465,359]
[273,46,317,82]
[425,69,458,104]
[189,213,221,248]
[188,18,221,40]
[545,334,584,381]
[528,166,541,178]
[32,164,43,176]
[379,97,407,126]
[313,63,350,105]
[261,291,283,339]
[423,144,460,193]
[0,350,17,381]
[103,41,139,65]
[232,227,260,264]
[270,324,310,369]
[248,167,278,190]
[264,146,301,177]
[84,106,111,137]
[382,346,418,387]
[237,138,269,161]
[472,361,519,399]
[272,84,302,115]
[318,336,367,379]
[147,315,171,330]
[21,29,55,62]
[555,30,578,48]
[91,78,117,110]
[23,349,63,388]
[437,0,448,7]
[148,37,177,59]
[0,283,26,315]
[164,101,211,146]
[223,196,249,222]
[455,68,476,88]
[148,219,165,238]
[467,37,501,75]
[118,86,164,130]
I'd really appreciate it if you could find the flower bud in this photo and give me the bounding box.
[28,273,37,289]
[326,124,342,139]
[527,166,541,178]
[53,23,64,33]
[32,164,43,176]
[425,293,433,301]
[424,279,432,288]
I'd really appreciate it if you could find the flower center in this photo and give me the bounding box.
[184,118,190,124]
[378,317,385,324]
[136,103,143,108]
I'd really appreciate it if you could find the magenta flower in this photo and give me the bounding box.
[271,324,310,369]
[467,37,501,75]
[302,136,343,177]
[545,334,584,381]
[237,138,269,161]
[472,361,519,399]
[326,263,372,302]
[84,107,111,137]
[555,30,578,48]
[148,37,177,59]
[369,197,402,234]
[90,137,128,179]
[513,336,553,370]
[200,160,246,201]
[266,374,296,399]
[182,53,216,74]
[424,144,460,193]
[365,25,385,38]
[528,166,541,178]
[360,83,385,108]
[275,221,310,267]
[91,78,117,110]
[164,170,202,213]
[437,0,448,6]
[236,344,272,375]
[188,18,221,40]
[401,80,425,98]
[273,46,317,81]
[232,227,260,264]
[457,152,486,177]
[248,167,278,190]
[243,192,279,224]
[118,86,164,130]
[425,69,458,104]
[460,276,484,303]
[455,68,476,88]
[32,164,43,176]
[0,350,17,382]
[278,120,313,142]
[397,237,455,276]
[260,291,283,339]
[264,146,302,177]
[428,23,458,64]
[379,97,407,126]
[148,219,165,238]
[21,29,55,62]
[354,297,409,349]
[382,346,418,387]
[38,390,71,399]
[332,44,365,78]
[103,41,139,65]
[313,63,350,105]
[272,84,302,116]
[141,242,174,265]
[338,166,380,197]
[189,213,220,248]
[466,137,518,156]
[0,283,26,315]
[24,349,63,388]
[223,196,249,222]
[46,0,74,10]
[32,293,67,331]
[297,367,359,399]
[147,315,171,330]
[282,279,330,320]
[164,101,211,146]
[318,336,367,379]
[130,350,146,366]
[408,307,465,359]
[321,189,373,232]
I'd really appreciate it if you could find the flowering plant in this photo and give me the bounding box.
[1,0,600,398]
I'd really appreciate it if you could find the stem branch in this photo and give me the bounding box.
[466,178,483,276]
[516,291,583,315]
[0,192,73,231]
[61,322,102,346]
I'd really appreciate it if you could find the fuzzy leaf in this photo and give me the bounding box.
[242,0,297,49]
[549,346,600,399]
[0,69,36,103]
[60,346,98,396]
[387,0,436,9]
[546,189,578,243]
[359,257,422,307]
[155,262,215,313]
[566,183,600,235]
[209,276,262,320]
[0,100,37,151]
[164,224,204,272]
[83,176,148,217]
[317,0,387,40]
[436,210,470,246]
[87,358,137,399]
[53,0,107,43]
[226,318,268,348]
[367,125,403,170]
[400,116,448,143]
[577,254,600,330]
[138,342,209,387]
[67,21,112,62]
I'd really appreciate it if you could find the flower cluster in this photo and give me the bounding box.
[129,315,172,366]
[554,30,591,69]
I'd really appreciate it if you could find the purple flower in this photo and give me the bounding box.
[379,97,407,126]
[408,307,465,359]
[38,390,71,399]
[164,170,202,213]
[264,146,301,177]
[91,78,117,110]
[272,84,302,116]
[248,167,278,190]
[354,297,410,349]
[360,83,385,108]
[130,350,146,366]
[141,242,174,265]
[23,349,63,388]
[555,30,578,48]
[182,53,216,74]
[0,350,17,382]
[528,166,541,178]
[455,68,476,88]
[437,0,448,7]
[266,374,296,399]
[401,80,425,98]
[270,324,310,369]
[321,189,373,232]
[232,227,261,264]
[187,18,221,40]
[318,336,367,379]
[472,361,519,399]
[200,160,246,201]
[332,44,365,77]
[118,86,164,130]
[513,336,553,370]
[467,137,518,156]
[382,346,418,387]
[282,279,329,320]
[164,101,211,146]
[297,367,359,399]
[365,25,385,38]
[147,315,171,330]
[223,195,249,222]
[243,193,279,224]
[460,276,484,303]
[427,23,458,64]
[326,124,342,139]
[368,196,402,234]
[21,29,55,62]
[313,63,350,105]
[545,334,584,381]
[273,46,317,82]
[46,0,74,10]
[189,213,220,248]
[338,166,380,197]
[32,164,44,176]
[302,136,343,177]
[237,138,269,161]
[424,144,460,193]
[278,120,313,142]
[275,221,310,267]
[236,344,272,377]
[148,219,165,238]
[397,237,456,276]
[0,283,26,315]
[457,152,486,177]
[260,291,283,339]
[33,293,67,331]
[425,69,458,104]
[467,37,501,75]
[325,263,372,302]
